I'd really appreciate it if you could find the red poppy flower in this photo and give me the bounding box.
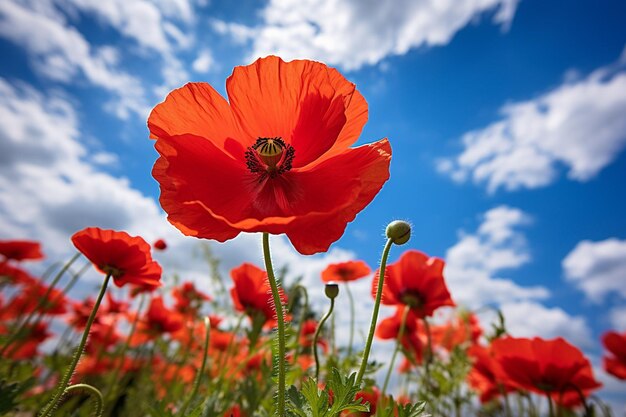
[0,262,38,286]
[230,263,287,324]
[1,322,51,360]
[431,312,482,351]
[131,296,184,345]
[351,387,380,416]
[372,250,454,318]
[71,227,162,288]
[148,56,391,255]
[602,330,626,380]
[3,281,67,318]
[376,307,424,364]
[299,319,328,352]
[491,337,601,404]
[0,239,44,262]
[467,344,515,404]
[153,238,167,250]
[172,281,212,315]
[321,260,371,283]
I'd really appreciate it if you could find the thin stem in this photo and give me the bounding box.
[290,285,309,363]
[262,232,286,417]
[356,238,393,385]
[39,273,111,417]
[1,253,80,355]
[313,297,335,381]
[104,294,147,401]
[547,393,555,417]
[422,318,434,387]
[63,384,104,417]
[178,317,211,416]
[382,306,409,395]
[345,283,356,357]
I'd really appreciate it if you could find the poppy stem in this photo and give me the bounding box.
[39,273,112,417]
[63,384,104,417]
[345,283,355,357]
[313,295,335,381]
[422,317,434,387]
[1,252,80,356]
[178,317,211,416]
[356,238,394,386]
[547,393,555,417]
[382,306,409,395]
[290,285,309,363]
[262,232,286,417]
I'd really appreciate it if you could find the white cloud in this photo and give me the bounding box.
[498,301,592,348]
[563,238,626,303]
[439,57,626,192]
[0,0,150,119]
[215,0,519,70]
[192,49,214,73]
[445,206,548,308]
[610,305,626,330]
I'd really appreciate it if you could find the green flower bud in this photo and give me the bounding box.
[386,220,411,245]
[324,282,339,299]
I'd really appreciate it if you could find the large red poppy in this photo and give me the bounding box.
[372,250,454,317]
[230,263,287,324]
[71,227,162,288]
[148,56,391,255]
[602,330,626,380]
[321,260,371,283]
[467,344,515,404]
[491,337,601,404]
[0,239,44,262]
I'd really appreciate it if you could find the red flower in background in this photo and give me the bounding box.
[153,238,167,250]
[148,55,391,255]
[71,227,162,288]
[172,281,212,315]
[376,307,424,364]
[0,262,38,286]
[467,345,515,404]
[602,330,626,380]
[321,260,371,283]
[132,296,184,345]
[2,281,67,319]
[372,250,454,318]
[351,387,380,416]
[0,239,44,262]
[230,263,287,324]
[0,322,51,360]
[430,312,482,351]
[491,337,601,404]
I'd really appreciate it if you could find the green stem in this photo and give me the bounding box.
[262,232,286,417]
[422,317,433,387]
[104,294,146,401]
[290,285,309,363]
[314,297,335,381]
[345,283,356,358]
[356,238,393,385]
[382,306,409,395]
[39,273,111,417]
[179,317,211,416]
[63,384,104,417]
[1,253,80,356]
[547,393,555,417]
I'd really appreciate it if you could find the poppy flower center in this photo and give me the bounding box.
[245,137,295,181]
[400,291,424,309]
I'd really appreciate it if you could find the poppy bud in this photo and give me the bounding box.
[385,220,411,245]
[324,282,339,299]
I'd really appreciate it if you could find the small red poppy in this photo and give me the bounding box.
[321,260,371,283]
[376,307,424,364]
[153,238,167,250]
[172,281,212,315]
[602,330,626,380]
[148,56,391,255]
[71,227,162,288]
[230,263,287,324]
[0,239,44,262]
[372,250,454,318]
[491,336,601,404]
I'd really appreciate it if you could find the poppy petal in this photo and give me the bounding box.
[148,82,249,148]
[226,56,360,168]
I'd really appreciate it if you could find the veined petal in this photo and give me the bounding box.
[227,56,361,168]
[148,82,250,148]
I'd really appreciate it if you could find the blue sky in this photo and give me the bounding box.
[1,0,626,406]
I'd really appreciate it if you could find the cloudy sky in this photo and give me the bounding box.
[1,0,625,407]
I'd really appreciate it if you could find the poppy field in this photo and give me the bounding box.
[1,56,625,417]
